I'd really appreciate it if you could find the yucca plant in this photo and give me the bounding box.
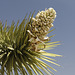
[0,8,62,75]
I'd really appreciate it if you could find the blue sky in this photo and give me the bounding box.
[0,0,75,75]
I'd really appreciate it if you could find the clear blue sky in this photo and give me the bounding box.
[0,0,75,75]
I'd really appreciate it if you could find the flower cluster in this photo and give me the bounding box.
[31,8,56,39]
[28,8,56,51]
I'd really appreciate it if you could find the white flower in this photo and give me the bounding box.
[35,27,38,32]
[51,23,54,27]
[48,8,53,12]
[32,17,36,21]
[36,13,40,18]
[44,36,49,40]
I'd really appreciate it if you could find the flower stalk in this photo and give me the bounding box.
[28,8,56,51]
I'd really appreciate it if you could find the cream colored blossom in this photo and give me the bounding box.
[28,8,56,51]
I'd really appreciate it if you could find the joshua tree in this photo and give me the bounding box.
[0,8,62,75]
